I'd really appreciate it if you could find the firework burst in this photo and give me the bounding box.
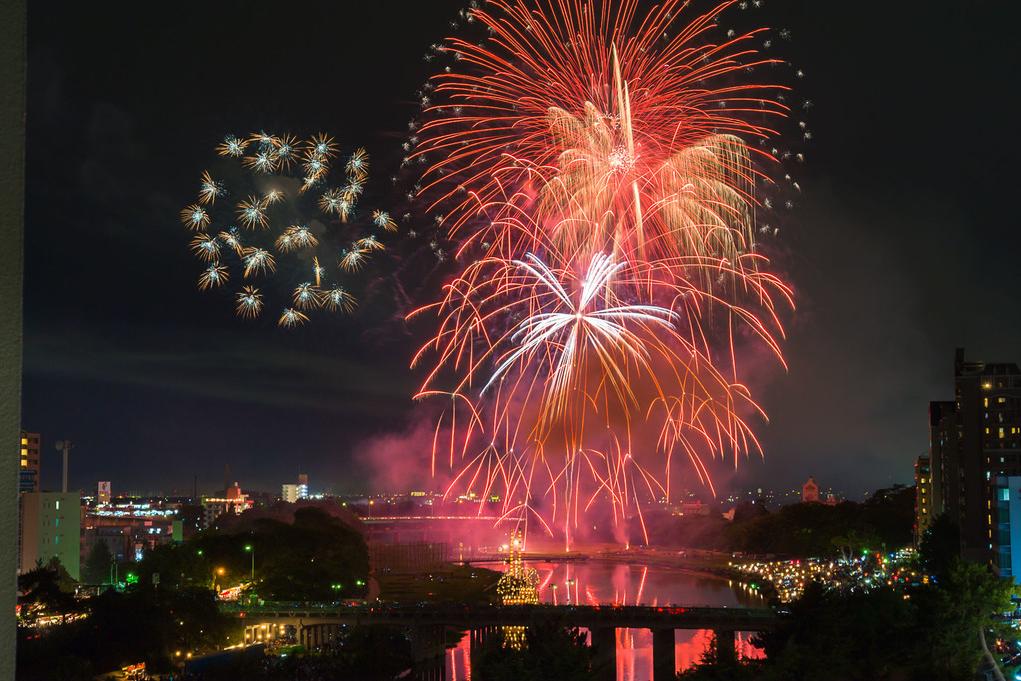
[180,131,398,324]
[410,0,798,544]
[180,204,211,230]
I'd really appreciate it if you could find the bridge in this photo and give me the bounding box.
[226,602,779,681]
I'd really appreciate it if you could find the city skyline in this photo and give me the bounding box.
[21,1,1021,496]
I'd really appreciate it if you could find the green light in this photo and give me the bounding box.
[244,545,252,552]
[125,572,139,585]
[197,549,204,556]
[331,583,342,590]
[355,579,365,587]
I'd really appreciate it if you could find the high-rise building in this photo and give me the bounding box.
[18,492,81,580]
[927,349,1021,566]
[18,431,40,493]
[914,456,932,545]
[927,400,956,521]
[801,477,820,503]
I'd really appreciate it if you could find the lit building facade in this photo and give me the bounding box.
[282,482,309,503]
[201,481,253,529]
[97,481,111,505]
[927,349,1021,564]
[993,476,1021,581]
[18,492,81,579]
[19,431,40,493]
[83,501,182,564]
[801,477,820,503]
[914,456,932,545]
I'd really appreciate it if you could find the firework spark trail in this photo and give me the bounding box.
[410,0,797,545]
[416,0,788,262]
[410,243,791,545]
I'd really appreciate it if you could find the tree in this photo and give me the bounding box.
[755,582,918,681]
[677,632,762,680]
[255,507,369,600]
[913,559,1014,681]
[82,541,113,584]
[475,623,596,681]
[18,557,78,613]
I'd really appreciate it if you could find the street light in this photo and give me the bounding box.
[244,544,255,581]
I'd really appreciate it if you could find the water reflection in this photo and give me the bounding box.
[447,560,764,681]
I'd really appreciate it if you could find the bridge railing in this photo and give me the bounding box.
[223,601,779,627]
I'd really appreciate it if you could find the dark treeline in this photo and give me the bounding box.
[643,485,914,557]
[679,515,1016,681]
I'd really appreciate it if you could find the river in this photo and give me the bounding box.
[446,559,764,681]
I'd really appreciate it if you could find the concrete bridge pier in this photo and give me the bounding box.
[652,628,676,681]
[589,627,616,681]
[715,629,736,664]
[298,623,315,650]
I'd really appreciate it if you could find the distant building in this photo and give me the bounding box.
[282,478,309,504]
[19,431,40,494]
[97,481,111,505]
[802,477,820,503]
[927,349,1021,565]
[675,500,711,516]
[19,492,81,580]
[82,500,182,564]
[914,456,932,546]
[202,481,253,529]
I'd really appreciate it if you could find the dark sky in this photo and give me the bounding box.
[23,1,1020,498]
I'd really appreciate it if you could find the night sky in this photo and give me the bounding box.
[23,1,1020,498]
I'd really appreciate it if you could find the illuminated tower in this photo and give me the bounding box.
[496,531,539,605]
[495,531,539,649]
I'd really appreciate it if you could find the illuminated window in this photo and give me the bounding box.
[20,437,27,445]
[985,398,990,407]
